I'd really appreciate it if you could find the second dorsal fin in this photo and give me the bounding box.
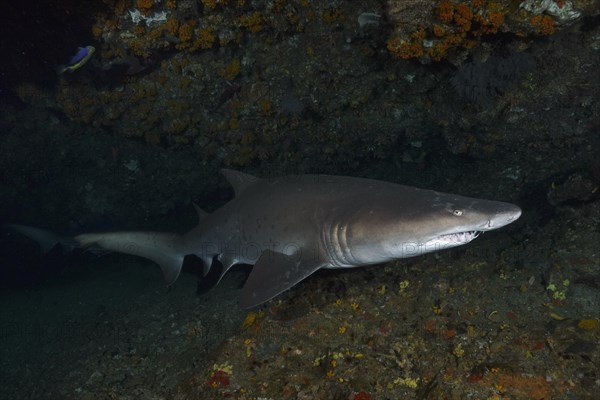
[192,203,209,222]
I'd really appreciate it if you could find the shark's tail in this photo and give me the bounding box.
[75,231,185,284]
[4,224,79,254]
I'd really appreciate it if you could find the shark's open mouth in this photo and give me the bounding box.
[433,230,482,246]
[425,231,483,248]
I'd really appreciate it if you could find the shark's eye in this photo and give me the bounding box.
[453,209,463,216]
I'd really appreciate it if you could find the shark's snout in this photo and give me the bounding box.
[488,204,522,230]
[508,207,522,221]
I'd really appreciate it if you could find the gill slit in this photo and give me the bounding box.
[323,220,354,267]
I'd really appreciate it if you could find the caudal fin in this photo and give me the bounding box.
[75,231,185,285]
[4,224,79,254]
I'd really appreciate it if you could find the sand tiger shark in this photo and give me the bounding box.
[7,169,521,308]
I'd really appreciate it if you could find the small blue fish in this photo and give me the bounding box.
[57,45,95,74]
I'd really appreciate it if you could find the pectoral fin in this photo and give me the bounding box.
[239,250,326,309]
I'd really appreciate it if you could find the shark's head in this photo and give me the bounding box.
[335,189,521,266]
[411,196,522,253]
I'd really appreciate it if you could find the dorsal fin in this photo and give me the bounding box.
[192,203,209,222]
[221,169,260,197]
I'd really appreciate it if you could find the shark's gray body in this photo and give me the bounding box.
[12,170,522,308]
